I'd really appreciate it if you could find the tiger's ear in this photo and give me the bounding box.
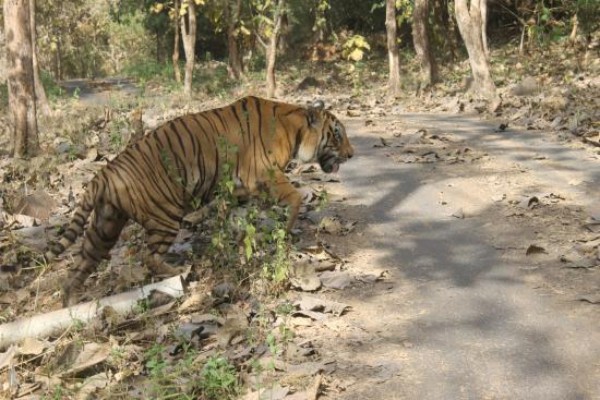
[307,100,325,127]
[312,100,325,110]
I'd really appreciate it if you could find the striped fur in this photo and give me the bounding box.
[47,96,354,305]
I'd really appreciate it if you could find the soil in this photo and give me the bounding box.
[314,112,600,399]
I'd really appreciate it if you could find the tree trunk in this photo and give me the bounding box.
[30,0,50,115]
[4,0,39,158]
[54,35,63,80]
[156,31,160,63]
[385,0,401,96]
[277,10,289,55]
[480,0,489,57]
[265,0,285,98]
[181,0,197,96]
[313,0,329,42]
[412,0,438,87]
[226,0,244,80]
[172,0,182,83]
[569,13,578,43]
[454,0,496,99]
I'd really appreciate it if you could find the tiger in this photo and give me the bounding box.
[46,96,354,305]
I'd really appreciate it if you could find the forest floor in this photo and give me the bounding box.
[1,45,600,399]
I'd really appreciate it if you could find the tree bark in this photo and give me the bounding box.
[385,0,401,96]
[265,0,285,98]
[172,0,182,83]
[29,0,50,115]
[4,0,39,158]
[480,0,489,57]
[277,10,289,55]
[181,0,197,96]
[412,0,438,87]
[454,0,496,99]
[226,0,244,80]
[313,0,329,42]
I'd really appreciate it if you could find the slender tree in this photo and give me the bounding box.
[30,0,50,115]
[480,0,489,57]
[225,0,244,80]
[172,0,182,83]
[454,0,495,99]
[181,0,197,96]
[385,0,401,96]
[432,0,460,60]
[256,0,285,98]
[412,0,437,86]
[4,0,39,158]
[313,0,329,43]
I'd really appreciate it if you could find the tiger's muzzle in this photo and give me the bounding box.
[319,154,350,173]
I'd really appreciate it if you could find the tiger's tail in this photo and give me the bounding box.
[44,176,103,260]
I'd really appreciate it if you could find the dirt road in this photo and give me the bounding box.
[318,113,600,399]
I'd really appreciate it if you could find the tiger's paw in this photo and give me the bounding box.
[145,254,187,278]
[61,285,79,307]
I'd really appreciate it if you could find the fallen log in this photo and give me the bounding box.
[0,274,187,350]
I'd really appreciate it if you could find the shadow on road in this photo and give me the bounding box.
[320,115,600,399]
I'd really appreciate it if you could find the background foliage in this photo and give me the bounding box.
[0,0,593,84]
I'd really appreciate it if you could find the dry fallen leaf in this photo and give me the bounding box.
[578,294,600,304]
[18,338,47,356]
[318,216,344,234]
[319,271,352,290]
[60,342,111,377]
[75,372,110,400]
[519,196,540,209]
[290,275,322,292]
[13,191,57,221]
[526,244,547,256]
[295,295,350,316]
[0,345,17,371]
[451,208,465,219]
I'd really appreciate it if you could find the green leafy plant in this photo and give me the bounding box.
[342,34,370,61]
[43,384,69,400]
[197,356,240,400]
[144,343,197,399]
[40,70,64,101]
[145,343,168,380]
[205,139,292,290]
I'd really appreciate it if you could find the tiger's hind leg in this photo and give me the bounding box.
[143,220,187,277]
[62,203,128,306]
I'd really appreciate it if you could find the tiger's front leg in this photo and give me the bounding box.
[265,171,302,232]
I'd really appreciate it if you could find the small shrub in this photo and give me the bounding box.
[197,356,239,400]
[40,70,64,100]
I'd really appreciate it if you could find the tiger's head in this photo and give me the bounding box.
[297,100,354,173]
